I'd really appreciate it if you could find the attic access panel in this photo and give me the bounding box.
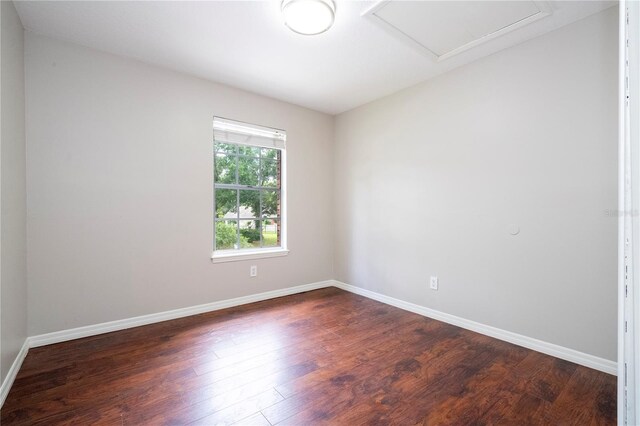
[363,1,552,62]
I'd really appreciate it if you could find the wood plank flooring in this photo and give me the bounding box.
[1,287,616,425]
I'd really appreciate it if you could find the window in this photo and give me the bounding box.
[212,117,287,262]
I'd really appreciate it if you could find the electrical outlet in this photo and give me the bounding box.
[430,276,438,290]
[250,265,258,277]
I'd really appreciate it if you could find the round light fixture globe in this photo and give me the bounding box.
[281,0,336,36]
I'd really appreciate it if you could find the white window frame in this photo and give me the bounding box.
[211,117,288,263]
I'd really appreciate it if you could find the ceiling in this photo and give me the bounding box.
[14,1,615,115]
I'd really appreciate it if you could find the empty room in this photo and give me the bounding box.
[1,0,639,425]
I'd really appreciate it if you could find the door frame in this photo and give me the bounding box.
[619,1,639,424]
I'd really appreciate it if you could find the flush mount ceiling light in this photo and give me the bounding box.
[281,0,336,36]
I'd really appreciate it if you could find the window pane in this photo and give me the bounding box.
[215,154,237,184]
[261,147,279,161]
[238,156,260,186]
[238,145,261,157]
[215,189,237,219]
[262,219,280,248]
[215,220,238,250]
[261,190,280,218]
[260,159,279,188]
[239,189,259,218]
[215,142,237,155]
[240,219,261,248]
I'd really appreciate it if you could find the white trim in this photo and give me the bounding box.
[620,1,640,423]
[2,281,331,405]
[618,2,628,423]
[280,148,288,253]
[4,279,616,408]
[213,116,286,149]
[29,280,331,348]
[0,339,29,408]
[211,248,289,263]
[331,280,617,375]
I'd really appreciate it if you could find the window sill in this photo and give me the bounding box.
[211,248,289,263]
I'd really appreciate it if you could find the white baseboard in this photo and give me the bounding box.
[331,280,617,375]
[0,339,29,408]
[2,277,614,411]
[1,280,332,409]
[29,280,333,348]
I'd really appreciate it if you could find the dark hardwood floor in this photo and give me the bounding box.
[1,287,616,425]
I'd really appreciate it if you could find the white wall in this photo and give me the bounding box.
[1,0,27,382]
[334,8,618,361]
[25,34,334,335]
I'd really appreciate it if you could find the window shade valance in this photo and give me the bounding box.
[213,117,286,150]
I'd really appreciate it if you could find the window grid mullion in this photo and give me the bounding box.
[235,145,240,249]
[215,183,274,191]
[259,149,263,248]
[213,144,217,250]
[215,216,279,222]
[236,188,240,249]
